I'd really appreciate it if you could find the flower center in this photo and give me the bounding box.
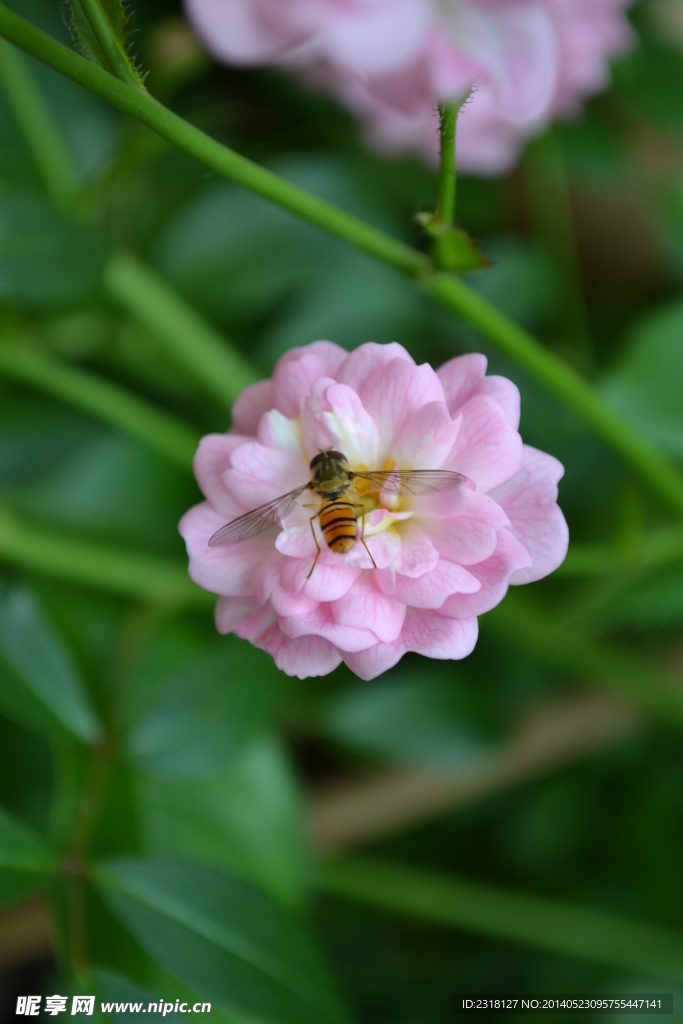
[350,459,408,538]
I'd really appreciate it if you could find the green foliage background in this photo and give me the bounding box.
[1,0,683,1021]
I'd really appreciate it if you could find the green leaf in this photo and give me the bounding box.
[602,300,683,459]
[94,858,350,1024]
[64,0,143,86]
[321,669,490,768]
[127,642,288,780]
[134,737,311,909]
[0,189,105,307]
[0,585,101,742]
[0,802,54,905]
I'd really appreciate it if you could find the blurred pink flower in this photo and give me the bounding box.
[179,342,568,680]
[184,0,634,174]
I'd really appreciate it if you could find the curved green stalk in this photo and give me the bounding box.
[320,858,683,982]
[2,3,683,517]
[0,505,211,607]
[0,38,77,206]
[0,341,199,468]
[104,255,258,409]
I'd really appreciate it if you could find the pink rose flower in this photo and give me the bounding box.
[179,342,568,680]
[184,0,634,174]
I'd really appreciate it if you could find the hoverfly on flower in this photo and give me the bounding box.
[209,449,466,578]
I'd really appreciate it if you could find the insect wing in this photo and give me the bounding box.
[208,485,309,546]
[350,469,467,496]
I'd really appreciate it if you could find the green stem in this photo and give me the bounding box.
[76,0,142,88]
[0,504,212,607]
[320,858,683,982]
[484,591,683,726]
[437,102,457,227]
[0,38,77,206]
[0,341,199,468]
[523,129,594,366]
[104,254,258,409]
[2,4,683,518]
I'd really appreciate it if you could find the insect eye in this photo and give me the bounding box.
[326,450,347,462]
[309,453,325,469]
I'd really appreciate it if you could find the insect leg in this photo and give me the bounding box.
[306,513,322,580]
[354,504,377,570]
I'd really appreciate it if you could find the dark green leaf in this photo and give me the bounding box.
[94,858,350,1024]
[127,641,287,779]
[0,586,101,742]
[134,737,311,907]
[321,669,490,767]
[0,802,54,905]
[0,190,105,307]
[602,300,683,459]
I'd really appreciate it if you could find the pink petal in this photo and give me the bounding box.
[332,575,406,644]
[251,556,319,616]
[401,608,479,660]
[391,559,480,610]
[280,604,377,653]
[490,445,569,584]
[215,597,341,678]
[302,380,380,466]
[440,528,532,618]
[437,353,488,415]
[342,640,407,680]
[257,409,303,458]
[360,357,446,453]
[392,401,461,469]
[336,341,414,392]
[272,340,347,418]
[179,503,272,597]
[187,0,293,64]
[231,379,273,436]
[325,0,429,77]
[215,595,275,636]
[394,529,440,578]
[430,493,510,565]
[443,394,522,492]
[281,557,361,603]
[225,441,309,506]
[342,609,479,680]
[479,375,521,430]
[193,433,250,516]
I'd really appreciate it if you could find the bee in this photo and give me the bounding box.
[209,450,466,578]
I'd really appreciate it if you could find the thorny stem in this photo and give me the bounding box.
[437,102,457,227]
[2,5,683,518]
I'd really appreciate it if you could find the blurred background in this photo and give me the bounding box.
[1,0,683,1021]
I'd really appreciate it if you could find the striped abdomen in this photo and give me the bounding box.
[319,500,357,554]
